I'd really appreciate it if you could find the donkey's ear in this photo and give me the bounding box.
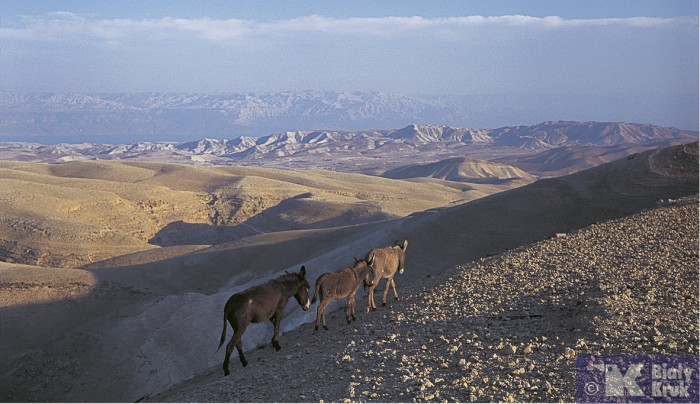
[403,239,408,250]
[367,253,375,266]
[354,256,359,263]
[285,270,291,275]
[300,265,306,277]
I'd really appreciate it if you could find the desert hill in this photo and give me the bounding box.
[0,142,696,402]
[487,120,694,148]
[382,157,536,184]
[495,139,686,177]
[3,160,520,268]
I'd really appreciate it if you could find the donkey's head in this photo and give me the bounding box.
[393,239,408,274]
[291,266,311,311]
[355,255,375,291]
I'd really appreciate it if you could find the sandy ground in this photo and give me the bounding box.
[0,142,697,402]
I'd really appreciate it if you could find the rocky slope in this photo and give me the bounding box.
[151,196,698,402]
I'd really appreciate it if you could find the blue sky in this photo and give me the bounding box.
[0,1,698,128]
[2,0,697,20]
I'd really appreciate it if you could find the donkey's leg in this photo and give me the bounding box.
[235,338,246,368]
[350,295,357,321]
[382,276,393,306]
[223,337,234,375]
[318,298,331,330]
[224,324,248,374]
[367,284,377,312]
[270,312,282,351]
[315,303,322,332]
[345,298,352,324]
[390,278,399,300]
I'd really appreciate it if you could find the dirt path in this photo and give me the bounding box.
[149,197,698,402]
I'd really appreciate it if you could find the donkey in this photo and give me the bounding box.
[312,256,375,331]
[367,240,408,311]
[218,266,311,375]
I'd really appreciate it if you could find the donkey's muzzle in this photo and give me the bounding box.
[399,268,404,274]
[302,299,310,311]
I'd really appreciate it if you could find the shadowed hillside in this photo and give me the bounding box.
[151,196,698,402]
[494,139,690,178]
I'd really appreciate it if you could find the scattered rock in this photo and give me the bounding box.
[150,199,699,403]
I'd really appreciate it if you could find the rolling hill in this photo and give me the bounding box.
[0,158,533,268]
[494,139,687,177]
[382,157,536,184]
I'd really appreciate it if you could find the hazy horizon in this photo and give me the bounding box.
[0,1,698,141]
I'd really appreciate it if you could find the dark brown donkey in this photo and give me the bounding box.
[312,257,375,331]
[218,266,311,375]
[367,239,408,311]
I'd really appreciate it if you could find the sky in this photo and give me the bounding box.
[0,0,698,128]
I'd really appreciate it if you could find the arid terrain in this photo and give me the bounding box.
[0,137,697,402]
[0,158,531,268]
[150,196,699,402]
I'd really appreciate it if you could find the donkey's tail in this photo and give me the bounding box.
[217,312,227,351]
[311,279,322,304]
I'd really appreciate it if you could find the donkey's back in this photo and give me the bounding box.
[370,248,401,278]
[313,267,358,302]
[312,258,374,331]
[368,239,408,278]
[367,240,408,311]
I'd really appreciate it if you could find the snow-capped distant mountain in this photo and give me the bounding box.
[2,91,696,144]
[0,91,451,142]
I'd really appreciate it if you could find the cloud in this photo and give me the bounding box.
[1,11,695,97]
[2,12,696,45]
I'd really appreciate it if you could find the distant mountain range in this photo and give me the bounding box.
[1,91,697,143]
[0,91,451,142]
[1,121,696,175]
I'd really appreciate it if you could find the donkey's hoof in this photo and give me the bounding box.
[242,361,248,367]
[382,302,386,307]
[323,325,329,330]
[224,370,230,376]
[314,326,319,332]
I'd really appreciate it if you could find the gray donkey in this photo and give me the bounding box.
[312,256,375,331]
[367,240,408,311]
